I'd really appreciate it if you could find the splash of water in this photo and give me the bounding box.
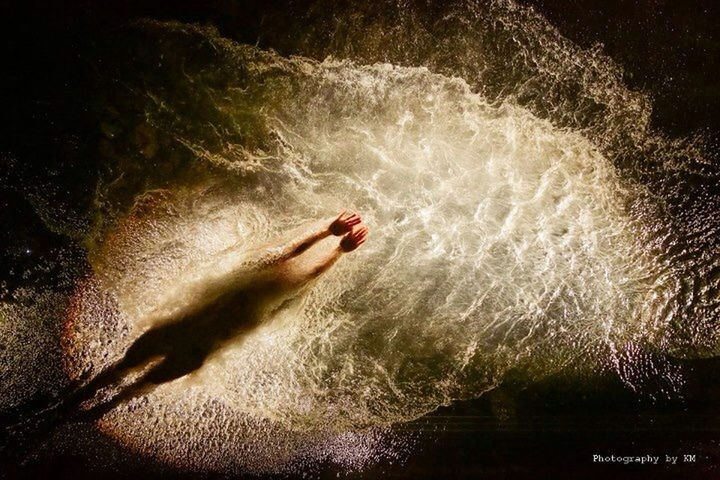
[3,0,718,474]
[61,20,662,470]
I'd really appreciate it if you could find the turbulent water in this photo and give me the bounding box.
[2,0,719,474]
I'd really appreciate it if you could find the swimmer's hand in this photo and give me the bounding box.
[340,226,368,252]
[329,210,362,236]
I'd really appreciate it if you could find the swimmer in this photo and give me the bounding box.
[42,211,368,421]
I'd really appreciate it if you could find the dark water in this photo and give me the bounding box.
[2,1,720,478]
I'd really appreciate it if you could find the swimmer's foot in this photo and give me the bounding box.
[340,226,368,252]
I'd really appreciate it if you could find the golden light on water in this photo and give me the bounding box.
[57,22,674,472]
[2,2,715,475]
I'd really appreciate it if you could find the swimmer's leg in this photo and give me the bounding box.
[40,325,171,421]
[0,329,174,452]
[78,348,209,422]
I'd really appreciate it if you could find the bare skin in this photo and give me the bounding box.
[272,211,368,288]
[35,211,369,422]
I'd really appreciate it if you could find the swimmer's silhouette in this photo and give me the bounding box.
[59,211,369,422]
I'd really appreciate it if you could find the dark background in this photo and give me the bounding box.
[1,1,719,478]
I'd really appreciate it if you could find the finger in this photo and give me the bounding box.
[348,218,362,226]
[336,210,347,220]
[346,214,360,223]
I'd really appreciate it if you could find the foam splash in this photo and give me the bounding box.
[3,0,718,474]
[61,21,664,472]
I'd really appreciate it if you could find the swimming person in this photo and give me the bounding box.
[56,211,369,420]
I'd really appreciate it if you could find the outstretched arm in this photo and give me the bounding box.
[305,226,369,279]
[270,211,362,264]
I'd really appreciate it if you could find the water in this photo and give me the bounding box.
[2,0,718,475]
